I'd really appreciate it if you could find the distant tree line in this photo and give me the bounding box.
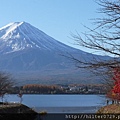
[9,84,107,94]
[21,84,64,94]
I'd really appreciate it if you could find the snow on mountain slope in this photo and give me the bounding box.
[0,22,79,54]
[0,21,84,71]
[0,22,109,84]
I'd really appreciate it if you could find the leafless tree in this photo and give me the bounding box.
[0,72,14,103]
[67,0,120,95]
[69,0,120,71]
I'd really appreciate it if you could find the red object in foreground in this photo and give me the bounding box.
[112,67,120,94]
[107,66,120,100]
[112,84,120,93]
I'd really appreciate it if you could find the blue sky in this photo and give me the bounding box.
[0,0,100,53]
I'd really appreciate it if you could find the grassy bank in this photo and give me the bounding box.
[97,104,120,113]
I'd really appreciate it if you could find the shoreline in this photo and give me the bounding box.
[34,106,101,113]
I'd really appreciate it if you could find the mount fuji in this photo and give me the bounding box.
[0,22,78,54]
[0,22,108,85]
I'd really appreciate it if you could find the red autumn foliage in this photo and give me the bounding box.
[113,67,120,84]
[107,66,120,100]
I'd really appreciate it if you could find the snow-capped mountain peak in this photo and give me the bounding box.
[0,22,108,85]
[0,22,76,54]
[0,22,23,31]
[0,22,24,39]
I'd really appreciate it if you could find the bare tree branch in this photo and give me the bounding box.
[65,0,120,94]
[0,72,14,95]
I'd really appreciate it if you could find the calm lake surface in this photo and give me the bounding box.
[2,94,106,113]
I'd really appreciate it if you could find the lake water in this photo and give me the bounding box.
[2,94,106,113]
